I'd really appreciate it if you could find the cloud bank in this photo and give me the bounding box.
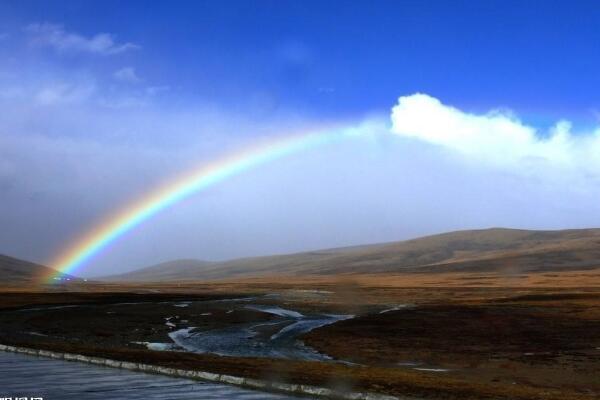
[390,93,600,174]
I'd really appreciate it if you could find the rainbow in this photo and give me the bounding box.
[48,123,363,281]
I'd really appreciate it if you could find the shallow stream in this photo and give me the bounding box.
[168,303,352,360]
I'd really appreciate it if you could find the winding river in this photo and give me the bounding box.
[168,304,352,360]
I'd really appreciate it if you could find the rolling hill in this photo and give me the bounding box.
[104,259,214,282]
[0,254,79,285]
[102,228,600,282]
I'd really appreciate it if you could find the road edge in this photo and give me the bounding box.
[0,343,404,400]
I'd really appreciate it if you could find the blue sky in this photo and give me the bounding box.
[3,1,600,121]
[1,1,600,276]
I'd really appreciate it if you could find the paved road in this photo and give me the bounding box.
[0,351,308,400]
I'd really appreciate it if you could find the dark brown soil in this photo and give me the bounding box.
[306,304,600,363]
[305,292,600,395]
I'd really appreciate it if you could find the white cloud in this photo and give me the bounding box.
[25,23,139,55]
[113,67,141,83]
[35,82,95,105]
[390,93,600,173]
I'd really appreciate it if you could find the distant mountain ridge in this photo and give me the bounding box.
[104,259,214,281]
[0,254,79,285]
[102,228,600,282]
